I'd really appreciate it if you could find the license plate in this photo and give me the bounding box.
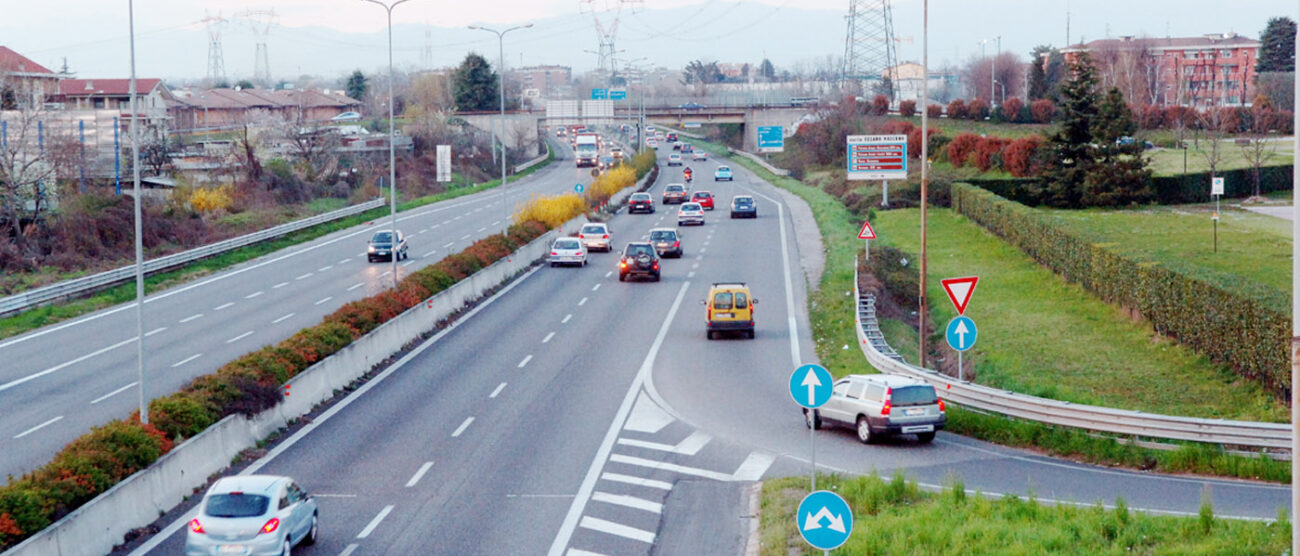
[715,312,733,318]
[219,545,247,555]
[901,425,934,434]
[904,408,925,416]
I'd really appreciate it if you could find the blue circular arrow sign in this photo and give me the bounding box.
[574,183,584,193]
[797,490,853,550]
[788,364,833,409]
[945,315,977,352]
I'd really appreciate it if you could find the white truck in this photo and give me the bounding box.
[575,132,599,168]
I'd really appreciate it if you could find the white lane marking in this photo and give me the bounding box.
[214,302,235,311]
[747,188,802,366]
[562,314,572,323]
[460,234,471,240]
[379,271,392,278]
[591,491,663,514]
[687,271,696,278]
[565,550,608,556]
[347,282,365,291]
[356,505,394,538]
[339,544,359,556]
[0,336,137,393]
[547,281,691,556]
[170,353,202,368]
[338,258,351,265]
[273,282,289,289]
[179,313,203,323]
[14,415,64,439]
[578,297,588,306]
[405,462,434,488]
[578,516,655,544]
[600,473,672,490]
[604,271,612,278]
[403,260,417,267]
[591,283,601,292]
[452,417,475,437]
[272,313,295,324]
[145,327,167,337]
[699,247,707,253]
[616,430,711,455]
[419,228,428,234]
[542,332,556,344]
[319,265,333,272]
[517,355,533,368]
[607,454,732,481]
[443,242,455,248]
[315,296,333,306]
[226,331,254,344]
[91,381,138,404]
[692,263,699,269]
[732,452,776,481]
[296,272,313,280]
[423,249,438,257]
[245,291,264,299]
[431,224,441,229]
[695,255,703,260]
[492,220,501,226]
[477,227,487,232]
[490,382,507,398]
[125,265,550,556]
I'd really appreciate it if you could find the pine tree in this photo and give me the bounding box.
[345,70,367,101]
[1027,45,1052,100]
[1257,17,1296,72]
[1084,88,1153,205]
[1041,52,1099,207]
[453,54,499,111]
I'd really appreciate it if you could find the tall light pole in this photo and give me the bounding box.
[1290,4,1299,552]
[469,23,533,235]
[361,0,411,289]
[128,0,147,424]
[919,0,929,370]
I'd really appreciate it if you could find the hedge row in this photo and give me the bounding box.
[966,165,1295,206]
[0,218,552,551]
[950,183,1289,399]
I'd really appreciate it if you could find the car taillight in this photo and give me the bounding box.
[673,241,679,248]
[881,402,891,416]
[653,263,659,270]
[603,234,609,239]
[189,518,205,534]
[938,399,945,412]
[551,252,558,256]
[578,234,585,239]
[620,261,627,268]
[260,517,280,535]
[882,388,892,415]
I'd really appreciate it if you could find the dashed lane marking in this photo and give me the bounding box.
[170,353,202,368]
[14,416,63,439]
[452,417,475,437]
[490,382,507,398]
[405,462,434,487]
[356,505,394,539]
[90,382,138,405]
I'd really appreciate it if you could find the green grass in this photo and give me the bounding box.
[1041,204,1290,306]
[1146,139,1294,176]
[872,207,1285,422]
[895,115,1054,139]
[0,151,555,341]
[759,473,1288,555]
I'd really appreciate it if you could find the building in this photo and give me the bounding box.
[509,65,571,97]
[57,78,174,124]
[1061,33,1260,106]
[0,46,61,108]
[882,62,962,106]
[716,63,752,81]
[166,88,362,131]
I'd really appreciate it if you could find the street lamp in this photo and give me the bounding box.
[128,0,148,423]
[360,0,412,289]
[468,22,533,235]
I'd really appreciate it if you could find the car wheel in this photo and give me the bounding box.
[706,330,714,340]
[303,512,318,546]
[582,259,588,267]
[804,409,821,430]
[281,538,292,556]
[618,273,626,282]
[747,329,755,339]
[856,416,874,444]
[916,431,936,444]
[653,272,661,282]
[549,261,556,267]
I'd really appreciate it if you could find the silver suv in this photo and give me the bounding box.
[803,374,945,444]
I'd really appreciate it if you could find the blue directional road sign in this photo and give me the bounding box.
[945,315,977,352]
[610,89,627,100]
[797,490,854,550]
[757,126,784,153]
[789,364,833,409]
[591,88,608,100]
[574,183,584,193]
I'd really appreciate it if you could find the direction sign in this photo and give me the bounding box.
[436,145,451,182]
[797,491,854,550]
[590,88,608,100]
[940,276,979,315]
[610,89,627,100]
[846,134,907,181]
[574,183,584,193]
[1211,176,1224,196]
[788,364,833,409]
[757,126,784,153]
[857,221,877,240]
[684,122,702,128]
[946,315,977,352]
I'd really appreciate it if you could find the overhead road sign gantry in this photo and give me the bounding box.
[847,134,907,181]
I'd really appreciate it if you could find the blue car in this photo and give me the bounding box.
[714,165,734,181]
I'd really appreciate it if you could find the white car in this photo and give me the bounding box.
[677,202,705,226]
[692,150,707,161]
[667,154,683,166]
[186,475,318,556]
[549,237,588,267]
[578,222,612,252]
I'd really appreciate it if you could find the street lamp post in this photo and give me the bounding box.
[470,23,533,235]
[128,0,148,423]
[360,0,411,289]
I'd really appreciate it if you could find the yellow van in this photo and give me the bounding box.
[704,282,757,339]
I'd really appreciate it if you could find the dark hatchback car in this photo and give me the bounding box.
[730,195,757,219]
[628,192,656,214]
[618,242,661,282]
[649,227,683,258]
[662,184,689,204]
[367,230,408,262]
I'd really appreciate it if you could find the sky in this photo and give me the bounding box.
[2,1,1295,83]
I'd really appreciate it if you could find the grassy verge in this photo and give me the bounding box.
[699,140,1291,481]
[0,150,555,341]
[1147,142,1294,175]
[759,474,1288,555]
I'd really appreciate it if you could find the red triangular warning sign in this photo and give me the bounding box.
[857,221,877,240]
[940,276,979,315]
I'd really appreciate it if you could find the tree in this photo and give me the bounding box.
[1257,17,1296,72]
[452,53,498,111]
[1042,52,1100,207]
[235,79,255,90]
[1241,103,1280,197]
[681,60,723,85]
[759,58,776,81]
[1083,87,1152,205]
[1028,45,1066,101]
[0,91,63,249]
[345,70,368,101]
[139,125,176,177]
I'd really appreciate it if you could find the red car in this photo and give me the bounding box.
[691,190,715,210]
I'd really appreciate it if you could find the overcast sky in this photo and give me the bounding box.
[3,1,1295,82]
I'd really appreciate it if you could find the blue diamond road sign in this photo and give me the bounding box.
[797,490,853,550]
[788,364,833,409]
[945,315,977,352]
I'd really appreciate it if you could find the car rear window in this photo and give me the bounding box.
[712,292,733,310]
[891,385,939,406]
[682,204,701,211]
[581,225,605,234]
[667,185,683,192]
[650,231,675,241]
[627,245,654,256]
[371,232,393,242]
[206,494,270,518]
[555,239,580,249]
[631,194,650,200]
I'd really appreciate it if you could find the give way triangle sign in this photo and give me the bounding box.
[857,221,877,240]
[940,276,979,315]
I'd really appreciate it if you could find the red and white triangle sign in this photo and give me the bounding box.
[940,276,979,315]
[857,221,877,240]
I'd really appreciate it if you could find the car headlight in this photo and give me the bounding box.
[368,246,376,253]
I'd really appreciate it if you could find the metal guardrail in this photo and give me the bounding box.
[513,143,551,174]
[0,198,387,318]
[851,262,1292,451]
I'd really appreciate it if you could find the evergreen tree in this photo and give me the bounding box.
[1084,88,1153,205]
[1027,45,1052,99]
[345,70,367,101]
[453,53,499,111]
[759,58,776,81]
[1257,17,1296,72]
[1042,52,1100,207]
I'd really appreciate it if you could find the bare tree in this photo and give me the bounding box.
[274,108,341,182]
[1194,107,1229,179]
[0,82,62,249]
[1241,108,1279,198]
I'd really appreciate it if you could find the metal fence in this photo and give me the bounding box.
[852,263,1292,451]
[0,198,387,318]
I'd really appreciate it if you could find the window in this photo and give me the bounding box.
[865,384,886,402]
[891,385,939,406]
[1221,49,1233,57]
[847,381,867,400]
[833,381,850,396]
[206,494,270,518]
[735,292,748,309]
[712,292,733,310]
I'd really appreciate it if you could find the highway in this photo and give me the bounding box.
[0,137,605,480]
[126,142,1287,556]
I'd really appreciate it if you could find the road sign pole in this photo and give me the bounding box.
[882,180,889,207]
[810,418,817,491]
[1214,194,1220,253]
[863,238,869,263]
[957,350,963,381]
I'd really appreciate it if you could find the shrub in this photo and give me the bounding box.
[1137,104,1165,129]
[1000,97,1024,123]
[880,120,915,135]
[1003,136,1046,177]
[899,100,916,117]
[946,132,981,167]
[967,98,991,120]
[585,164,637,207]
[190,185,235,214]
[512,193,585,229]
[907,126,940,160]
[149,394,217,439]
[946,99,967,120]
[927,104,943,118]
[1030,99,1055,123]
[971,136,1011,172]
[871,94,890,115]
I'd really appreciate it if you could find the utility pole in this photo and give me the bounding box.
[919,0,929,367]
